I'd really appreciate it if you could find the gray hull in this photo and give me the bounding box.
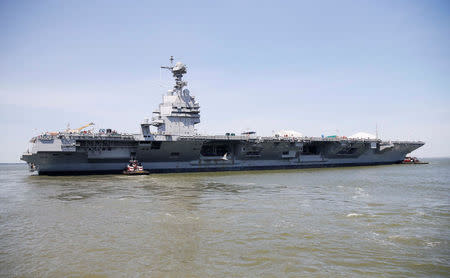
[20,59,425,175]
[21,137,424,175]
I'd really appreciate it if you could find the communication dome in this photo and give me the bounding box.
[349,132,376,139]
[173,62,186,73]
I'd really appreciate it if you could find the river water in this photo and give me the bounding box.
[0,159,449,277]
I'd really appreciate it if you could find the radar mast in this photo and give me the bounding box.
[161,56,187,96]
[147,57,200,136]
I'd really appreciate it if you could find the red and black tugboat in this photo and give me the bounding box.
[123,160,150,175]
[402,157,429,164]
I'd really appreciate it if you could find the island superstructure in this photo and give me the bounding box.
[21,58,425,175]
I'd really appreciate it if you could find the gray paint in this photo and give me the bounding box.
[20,59,425,174]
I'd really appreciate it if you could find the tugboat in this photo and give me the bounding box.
[29,163,37,172]
[402,157,429,164]
[123,160,150,175]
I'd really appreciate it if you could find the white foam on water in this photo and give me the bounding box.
[352,187,369,199]
[426,241,440,247]
[346,213,363,217]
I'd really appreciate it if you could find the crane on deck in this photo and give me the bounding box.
[66,122,95,133]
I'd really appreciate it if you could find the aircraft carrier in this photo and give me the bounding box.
[20,58,425,175]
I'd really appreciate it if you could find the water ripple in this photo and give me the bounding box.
[0,160,449,277]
